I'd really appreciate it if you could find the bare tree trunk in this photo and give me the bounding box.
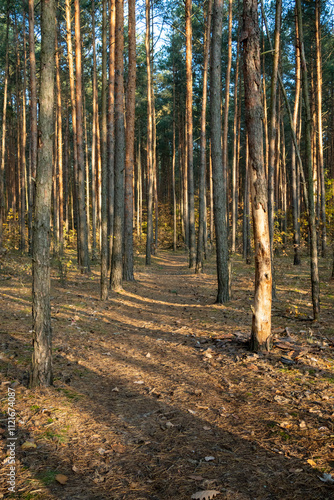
[231,25,240,254]
[145,0,153,265]
[108,0,115,270]
[101,0,108,299]
[74,0,90,272]
[211,0,229,304]
[296,0,320,320]
[223,0,233,236]
[65,0,80,263]
[243,135,251,264]
[315,0,326,257]
[110,0,125,289]
[31,0,55,387]
[292,10,301,265]
[268,0,281,298]
[242,0,272,351]
[0,10,9,250]
[185,0,195,268]
[172,63,177,251]
[56,23,64,255]
[196,0,212,272]
[91,0,98,260]
[123,0,136,280]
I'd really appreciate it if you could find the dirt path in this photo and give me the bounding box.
[0,250,334,499]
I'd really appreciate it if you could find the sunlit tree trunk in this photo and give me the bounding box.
[223,0,233,236]
[292,10,301,265]
[123,0,136,280]
[65,0,79,263]
[243,135,251,264]
[145,0,153,265]
[185,0,195,268]
[101,0,108,299]
[268,0,281,297]
[296,0,320,320]
[315,0,326,257]
[0,10,9,250]
[91,0,98,260]
[242,0,272,351]
[31,0,56,387]
[211,0,229,304]
[196,0,212,272]
[108,0,116,270]
[231,26,240,254]
[56,22,63,255]
[110,0,125,289]
[74,0,90,272]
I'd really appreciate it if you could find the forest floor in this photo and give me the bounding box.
[0,246,334,500]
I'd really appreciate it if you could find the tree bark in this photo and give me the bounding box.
[56,23,63,255]
[211,0,230,304]
[231,24,240,254]
[108,0,116,270]
[242,0,272,351]
[31,0,56,387]
[123,0,136,280]
[196,0,212,272]
[110,0,125,289]
[296,0,320,320]
[268,0,281,297]
[101,0,108,299]
[145,0,154,265]
[315,0,326,257]
[292,10,301,265]
[65,0,80,263]
[74,0,90,272]
[0,9,9,250]
[186,0,196,269]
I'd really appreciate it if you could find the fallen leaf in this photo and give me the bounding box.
[188,475,204,481]
[191,490,221,500]
[307,459,317,467]
[55,474,68,485]
[204,456,215,462]
[21,441,37,450]
[134,380,144,385]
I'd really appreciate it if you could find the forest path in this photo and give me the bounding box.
[0,249,334,499]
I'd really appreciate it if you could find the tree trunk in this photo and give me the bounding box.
[145,0,153,265]
[74,0,90,272]
[185,0,196,268]
[108,0,116,270]
[65,0,80,263]
[243,135,251,264]
[31,0,56,387]
[172,62,177,251]
[123,0,136,280]
[231,25,240,254]
[292,10,301,265]
[296,0,320,320]
[211,0,230,304]
[223,0,233,237]
[56,23,63,255]
[196,0,212,272]
[0,10,9,250]
[268,0,281,297]
[101,0,108,299]
[110,0,125,289]
[242,0,272,351]
[315,0,326,257]
[91,0,98,260]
